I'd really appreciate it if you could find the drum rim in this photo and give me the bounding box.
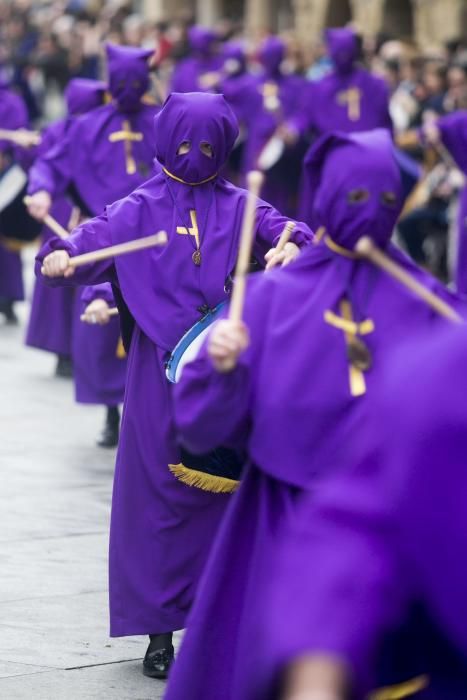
[166,301,227,383]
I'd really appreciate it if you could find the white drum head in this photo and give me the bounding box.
[0,164,27,213]
[257,136,284,171]
[175,324,212,383]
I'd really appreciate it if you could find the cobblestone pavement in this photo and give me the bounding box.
[0,260,169,699]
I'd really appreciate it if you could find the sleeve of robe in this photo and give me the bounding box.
[80,282,117,309]
[436,112,467,174]
[253,201,314,264]
[27,120,77,197]
[259,454,409,698]
[35,211,116,288]
[371,75,393,133]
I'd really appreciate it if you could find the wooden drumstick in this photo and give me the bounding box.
[275,220,296,253]
[432,140,458,171]
[0,128,41,146]
[23,196,69,240]
[355,237,463,324]
[265,220,296,271]
[229,170,264,323]
[41,231,168,275]
[68,231,168,268]
[80,307,119,322]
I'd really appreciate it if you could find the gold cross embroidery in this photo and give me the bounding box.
[337,87,362,121]
[324,299,374,397]
[108,119,143,175]
[176,209,200,249]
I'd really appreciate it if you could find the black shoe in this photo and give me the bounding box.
[143,644,174,680]
[0,298,18,325]
[96,406,120,448]
[55,355,73,378]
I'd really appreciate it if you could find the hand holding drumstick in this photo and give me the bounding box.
[209,182,297,373]
[41,231,168,278]
[208,319,250,373]
[80,302,119,325]
[265,220,297,270]
[207,170,262,373]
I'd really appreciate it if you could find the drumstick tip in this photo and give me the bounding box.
[246,170,264,191]
[354,236,374,257]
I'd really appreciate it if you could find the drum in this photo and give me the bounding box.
[257,133,309,199]
[165,301,227,383]
[166,301,244,492]
[0,164,42,243]
[257,135,285,171]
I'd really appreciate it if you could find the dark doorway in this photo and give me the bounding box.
[382,0,414,39]
[325,0,352,27]
[221,0,245,22]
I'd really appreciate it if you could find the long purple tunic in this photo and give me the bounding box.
[170,27,222,94]
[434,111,467,293]
[25,79,106,356]
[217,43,258,184]
[26,101,159,217]
[0,83,29,301]
[256,324,467,699]
[36,92,313,637]
[164,130,466,700]
[26,120,75,355]
[239,37,308,215]
[73,283,126,405]
[28,48,158,401]
[290,29,392,138]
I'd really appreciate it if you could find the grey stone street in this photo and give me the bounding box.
[0,258,167,699]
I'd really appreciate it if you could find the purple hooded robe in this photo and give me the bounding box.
[28,46,159,403]
[257,324,467,699]
[0,82,29,302]
[170,27,222,94]
[433,111,467,293]
[239,36,308,215]
[73,282,126,405]
[35,92,313,636]
[217,42,257,183]
[26,44,159,218]
[164,129,466,700]
[25,79,106,356]
[290,29,392,138]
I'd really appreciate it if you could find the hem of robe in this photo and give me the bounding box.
[0,288,24,301]
[75,390,125,406]
[25,338,71,356]
[109,614,186,638]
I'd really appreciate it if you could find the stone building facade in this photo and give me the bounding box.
[141,0,466,47]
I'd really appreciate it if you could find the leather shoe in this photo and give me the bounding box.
[143,644,174,679]
[0,298,18,325]
[55,355,73,378]
[96,421,119,448]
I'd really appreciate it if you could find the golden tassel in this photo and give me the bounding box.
[169,463,240,494]
[368,674,429,700]
[116,337,126,359]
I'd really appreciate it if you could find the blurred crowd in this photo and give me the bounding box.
[1,0,467,280]
[2,0,467,125]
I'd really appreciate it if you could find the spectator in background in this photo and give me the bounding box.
[445,62,467,112]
